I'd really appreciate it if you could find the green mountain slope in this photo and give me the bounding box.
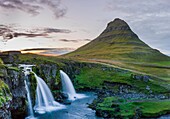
[66,18,170,62]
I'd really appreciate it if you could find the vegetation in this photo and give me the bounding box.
[95,96,170,118]
[64,18,170,82]
[0,58,3,64]
[75,66,168,94]
[0,80,11,107]
[65,19,170,62]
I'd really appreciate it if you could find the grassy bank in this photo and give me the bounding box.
[94,96,170,118]
[74,66,168,94]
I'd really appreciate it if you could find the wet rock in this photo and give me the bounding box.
[146,85,150,91]
[0,102,11,119]
[143,75,150,82]
[96,109,112,118]
[1,68,27,119]
[131,74,150,82]
[61,92,69,99]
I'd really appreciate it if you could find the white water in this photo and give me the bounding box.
[19,64,36,119]
[19,64,65,118]
[24,79,35,119]
[60,70,87,100]
[34,73,65,113]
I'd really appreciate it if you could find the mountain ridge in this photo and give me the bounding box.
[65,18,170,62]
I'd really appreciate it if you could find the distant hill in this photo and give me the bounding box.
[66,18,170,62]
[21,48,75,56]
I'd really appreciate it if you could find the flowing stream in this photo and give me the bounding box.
[35,92,102,119]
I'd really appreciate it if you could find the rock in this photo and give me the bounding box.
[62,100,72,105]
[61,92,69,99]
[1,68,27,119]
[143,75,150,82]
[0,103,11,119]
[146,85,150,91]
[132,74,150,82]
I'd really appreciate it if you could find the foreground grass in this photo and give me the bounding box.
[96,97,170,118]
[75,66,168,94]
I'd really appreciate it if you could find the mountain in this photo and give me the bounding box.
[66,18,170,62]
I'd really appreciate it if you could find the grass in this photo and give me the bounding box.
[64,19,170,84]
[65,33,170,62]
[83,59,170,85]
[75,65,168,94]
[96,96,170,118]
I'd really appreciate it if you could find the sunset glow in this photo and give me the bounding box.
[0,0,170,55]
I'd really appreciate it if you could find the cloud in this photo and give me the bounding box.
[59,39,78,43]
[21,48,75,56]
[14,32,48,38]
[0,0,67,18]
[39,0,67,18]
[43,28,71,34]
[105,0,170,55]
[83,39,91,41]
[0,24,71,41]
[59,38,91,43]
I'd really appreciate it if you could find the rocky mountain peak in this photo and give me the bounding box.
[99,18,135,39]
[106,18,130,31]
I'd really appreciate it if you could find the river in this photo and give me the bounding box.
[34,92,102,119]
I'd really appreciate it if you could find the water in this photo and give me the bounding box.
[35,92,102,119]
[19,64,65,119]
[34,73,65,113]
[60,70,86,100]
[159,114,170,119]
[24,79,35,119]
[19,64,35,119]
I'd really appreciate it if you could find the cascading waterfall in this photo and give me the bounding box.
[19,64,65,118]
[33,73,65,113]
[24,79,34,119]
[60,70,87,100]
[19,64,35,119]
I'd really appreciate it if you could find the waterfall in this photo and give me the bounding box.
[19,64,65,118]
[33,73,65,113]
[24,78,34,119]
[60,70,87,100]
[19,64,35,119]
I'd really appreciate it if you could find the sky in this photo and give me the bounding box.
[0,0,170,56]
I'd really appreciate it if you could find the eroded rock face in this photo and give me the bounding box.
[0,79,12,119]
[1,68,27,119]
[0,102,11,119]
[34,63,58,90]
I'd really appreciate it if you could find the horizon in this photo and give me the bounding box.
[0,0,170,56]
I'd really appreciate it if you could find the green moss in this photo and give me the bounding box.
[0,80,12,107]
[0,64,6,77]
[7,66,20,72]
[0,58,3,64]
[29,73,37,104]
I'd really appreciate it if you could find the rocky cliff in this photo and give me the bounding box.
[0,66,27,119]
